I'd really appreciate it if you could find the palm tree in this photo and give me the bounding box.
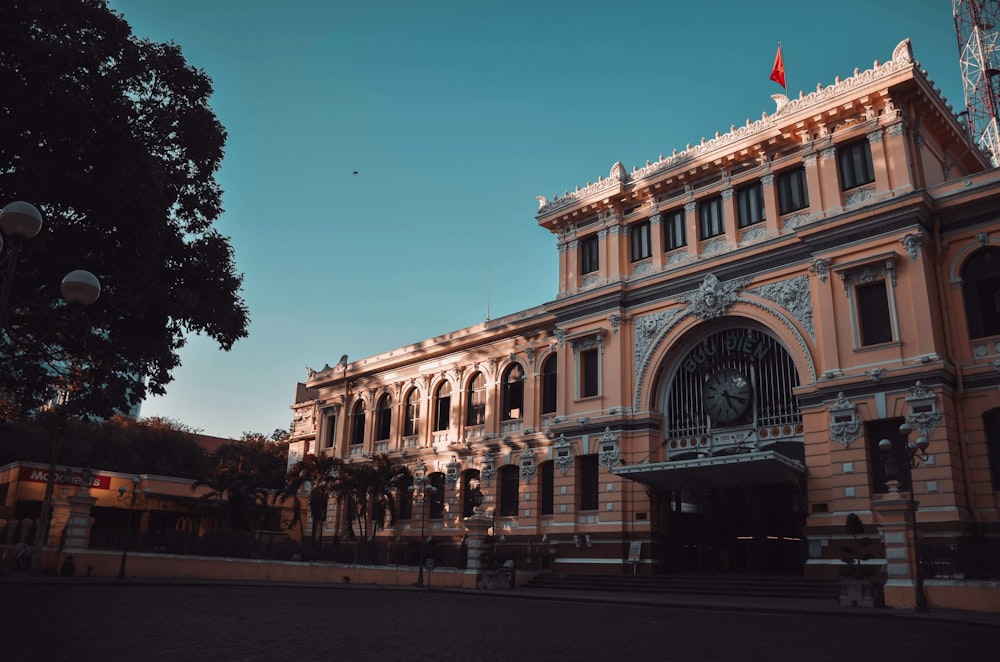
[342,454,410,562]
[193,459,270,533]
[276,453,344,551]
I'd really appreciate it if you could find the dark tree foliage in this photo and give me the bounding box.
[0,0,248,418]
[0,414,210,479]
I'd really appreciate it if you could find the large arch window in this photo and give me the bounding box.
[350,400,366,447]
[466,372,486,426]
[961,247,1000,339]
[502,363,524,420]
[499,465,519,517]
[403,388,420,437]
[541,353,558,414]
[433,382,451,431]
[375,393,392,441]
[663,327,801,459]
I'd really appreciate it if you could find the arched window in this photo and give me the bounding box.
[350,400,366,447]
[403,388,420,437]
[499,465,519,517]
[433,382,451,432]
[375,393,392,441]
[541,354,558,414]
[502,363,524,420]
[466,372,486,426]
[962,247,1000,338]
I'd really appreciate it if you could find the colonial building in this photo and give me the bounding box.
[290,40,999,605]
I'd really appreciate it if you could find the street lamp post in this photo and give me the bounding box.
[2,201,102,575]
[117,476,150,578]
[407,459,437,588]
[878,422,930,613]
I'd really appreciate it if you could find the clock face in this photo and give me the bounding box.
[703,368,753,425]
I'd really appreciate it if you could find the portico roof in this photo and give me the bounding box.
[612,450,805,491]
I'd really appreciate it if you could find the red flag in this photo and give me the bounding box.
[770,43,786,89]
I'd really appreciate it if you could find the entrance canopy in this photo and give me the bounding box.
[613,450,805,491]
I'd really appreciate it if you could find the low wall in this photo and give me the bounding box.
[884,579,1000,613]
[51,547,485,589]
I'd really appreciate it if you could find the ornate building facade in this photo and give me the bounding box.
[289,40,1000,604]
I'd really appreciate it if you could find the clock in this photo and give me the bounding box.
[703,368,753,424]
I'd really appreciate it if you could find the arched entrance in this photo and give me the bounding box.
[620,321,807,574]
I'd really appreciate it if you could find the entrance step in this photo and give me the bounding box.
[524,573,840,601]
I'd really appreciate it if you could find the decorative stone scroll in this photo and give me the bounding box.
[519,447,536,482]
[829,392,863,447]
[554,435,574,476]
[597,428,621,470]
[685,273,752,320]
[905,381,942,439]
[445,455,460,488]
[748,275,814,338]
[480,451,496,486]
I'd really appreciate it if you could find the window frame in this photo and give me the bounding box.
[579,347,600,399]
[375,393,392,441]
[350,400,366,447]
[961,247,1000,339]
[466,372,486,426]
[736,181,765,228]
[578,454,599,511]
[855,280,894,347]
[838,139,875,191]
[662,208,687,251]
[777,166,809,214]
[501,363,525,421]
[433,382,451,432]
[580,235,600,274]
[499,465,519,517]
[403,388,420,437]
[630,220,652,262]
[541,354,558,414]
[698,195,724,239]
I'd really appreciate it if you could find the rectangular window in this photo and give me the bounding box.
[698,196,724,239]
[838,139,875,190]
[856,281,893,346]
[984,410,1000,491]
[777,167,809,214]
[580,348,599,398]
[866,418,906,494]
[579,455,599,511]
[324,414,337,449]
[540,462,554,515]
[663,208,686,251]
[630,221,651,261]
[736,182,765,227]
[581,235,599,274]
[499,466,519,517]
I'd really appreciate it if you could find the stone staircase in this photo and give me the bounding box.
[524,572,841,601]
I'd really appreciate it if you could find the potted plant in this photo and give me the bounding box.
[838,513,884,607]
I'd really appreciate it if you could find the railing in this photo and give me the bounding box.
[921,539,1000,580]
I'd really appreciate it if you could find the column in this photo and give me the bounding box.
[684,200,698,257]
[761,173,779,234]
[872,496,922,610]
[722,187,738,247]
[882,122,914,193]
[818,146,842,214]
[62,494,97,549]
[868,129,890,194]
[464,508,493,588]
[649,212,665,269]
[802,152,822,218]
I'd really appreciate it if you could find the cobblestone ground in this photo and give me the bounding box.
[1,583,996,662]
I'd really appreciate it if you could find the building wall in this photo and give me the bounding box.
[290,39,1000,586]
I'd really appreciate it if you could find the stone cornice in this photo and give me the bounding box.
[537,40,922,220]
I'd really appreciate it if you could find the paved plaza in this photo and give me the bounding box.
[1,580,997,662]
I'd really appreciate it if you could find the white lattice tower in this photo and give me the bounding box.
[955,0,1000,165]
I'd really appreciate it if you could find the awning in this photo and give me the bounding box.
[612,450,805,491]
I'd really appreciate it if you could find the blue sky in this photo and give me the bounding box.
[110,0,966,439]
